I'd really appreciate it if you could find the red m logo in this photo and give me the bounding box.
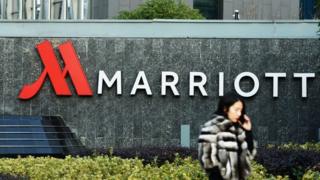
[19,40,93,100]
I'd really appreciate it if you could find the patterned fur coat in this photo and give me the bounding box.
[198,115,256,180]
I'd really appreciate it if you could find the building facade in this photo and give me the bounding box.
[0,0,317,20]
[0,0,88,20]
[223,0,300,20]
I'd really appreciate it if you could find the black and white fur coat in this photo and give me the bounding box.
[198,115,256,180]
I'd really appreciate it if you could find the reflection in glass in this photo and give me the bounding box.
[0,116,87,156]
[0,0,89,19]
[194,0,223,19]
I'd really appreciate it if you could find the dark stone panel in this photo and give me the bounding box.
[3,39,15,81]
[72,38,89,54]
[95,137,106,148]
[0,39,4,81]
[13,39,23,80]
[132,138,142,148]
[295,127,310,143]
[282,98,300,126]
[39,80,51,116]
[141,138,162,147]
[30,95,41,116]
[72,97,93,146]
[168,138,180,147]
[286,40,307,73]
[190,96,213,139]
[141,97,163,139]
[0,80,3,115]
[86,38,99,90]
[298,98,320,129]
[305,55,320,100]
[46,83,61,117]
[114,97,134,141]
[276,126,290,143]
[304,40,320,59]
[172,98,192,129]
[184,39,202,70]
[133,107,143,139]
[115,138,134,148]
[256,126,269,146]
[149,39,163,65]
[226,40,242,81]
[148,98,166,139]
[190,138,198,148]
[19,99,32,116]
[160,99,176,141]
[21,38,42,90]
[3,79,21,115]
[93,99,115,145]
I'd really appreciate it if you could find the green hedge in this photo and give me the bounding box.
[117,0,204,19]
[0,156,206,180]
[267,142,320,152]
[302,169,320,180]
[0,155,293,180]
[249,161,289,180]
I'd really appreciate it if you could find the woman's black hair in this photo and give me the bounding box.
[215,91,246,121]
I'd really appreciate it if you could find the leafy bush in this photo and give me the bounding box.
[0,155,292,180]
[312,163,320,171]
[93,145,320,179]
[0,144,318,179]
[117,0,204,19]
[249,161,289,180]
[93,146,198,165]
[0,155,207,179]
[302,169,320,180]
[267,142,320,152]
[256,146,320,179]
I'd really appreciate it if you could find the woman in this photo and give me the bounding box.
[198,92,256,180]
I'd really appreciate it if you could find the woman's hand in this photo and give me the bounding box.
[240,114,252,131]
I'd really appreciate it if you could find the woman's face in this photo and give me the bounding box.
[225,100,243,123]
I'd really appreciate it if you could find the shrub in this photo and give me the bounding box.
[256,146,320,179]
[267,142,320,152]
[249,161,289,180]
[0,155,207,179]
[0,155,291,179]
[311,163,320,171]
[302,170,320,180]
[93,145,320,179]
[117,0,204,19]
[93,146,198,165]
[248,161,271,179]
[1,144,318,179]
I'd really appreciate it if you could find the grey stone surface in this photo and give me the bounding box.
[223,0,299,20]
[0,38,319,148]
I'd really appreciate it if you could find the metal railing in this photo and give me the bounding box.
[0,0,88,20]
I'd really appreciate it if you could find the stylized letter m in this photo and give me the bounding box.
[19,40,93,99]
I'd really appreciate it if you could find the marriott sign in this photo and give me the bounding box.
[18,40,316,100]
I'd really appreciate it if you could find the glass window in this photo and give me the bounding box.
[300,0,316,19]
[0,115,86,156]
[193,0,223,19]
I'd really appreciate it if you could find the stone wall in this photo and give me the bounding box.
[0,38,319,148]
